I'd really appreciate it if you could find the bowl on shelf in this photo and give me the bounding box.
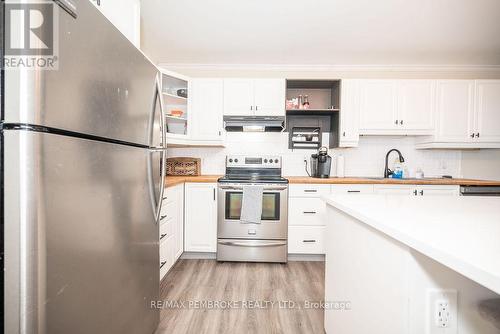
[168,110,184,118]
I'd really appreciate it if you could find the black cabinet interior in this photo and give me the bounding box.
[285,80,341,149]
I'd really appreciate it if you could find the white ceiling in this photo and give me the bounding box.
[140,0,500,66]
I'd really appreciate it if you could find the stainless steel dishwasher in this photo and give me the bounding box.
[460,186,500,196]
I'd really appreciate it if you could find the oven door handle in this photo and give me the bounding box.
[218,240,287,247]
[219,186,288,191]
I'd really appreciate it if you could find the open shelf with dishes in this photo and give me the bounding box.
[161,71,189,136]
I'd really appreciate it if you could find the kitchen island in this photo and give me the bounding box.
[323,195,500,334]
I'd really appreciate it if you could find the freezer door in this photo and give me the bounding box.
[4,130,160,334]
[4,0,159,146]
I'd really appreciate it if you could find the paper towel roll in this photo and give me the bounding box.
[336,155,345,177]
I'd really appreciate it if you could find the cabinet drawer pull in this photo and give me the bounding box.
[160,215,167,221]
[400,120,404,125]
[304,189,317,193]
[160,261,167,269]
[160,233,167,240]
[303,240,316,243]
[303,211,317,214]
[395,119,398,125]
[413,190,418,196]
[347,190,361,193]
[471,133,475,138]
[419,190,424,196]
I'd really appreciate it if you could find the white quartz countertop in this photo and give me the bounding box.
[323,195,500,295]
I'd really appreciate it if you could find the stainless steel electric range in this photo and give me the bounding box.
[217,155,289,263]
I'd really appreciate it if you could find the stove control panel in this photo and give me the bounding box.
[226,155,282,168]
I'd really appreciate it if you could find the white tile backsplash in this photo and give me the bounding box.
[167,133,462,178]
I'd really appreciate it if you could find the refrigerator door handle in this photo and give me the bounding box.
[147,75,167,223]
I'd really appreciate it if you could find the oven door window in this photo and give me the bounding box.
[225,192,280,221]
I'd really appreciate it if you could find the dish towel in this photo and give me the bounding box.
[240,185,263,224]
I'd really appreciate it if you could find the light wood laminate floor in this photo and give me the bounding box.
[156,259,325,334]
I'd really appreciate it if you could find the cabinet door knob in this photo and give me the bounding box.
[160,261,167,269]
[400,120,403,125]
[471,133,475,138]
[477,132,480,138]
[419,190,424,196]
[250,106,253,110]
[160,233,167,240]
[343,132,346,137]
[255,106,258,111]
[395,120,398,125]
[413,190,418,196]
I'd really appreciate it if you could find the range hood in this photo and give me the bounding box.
[223,116,285,132]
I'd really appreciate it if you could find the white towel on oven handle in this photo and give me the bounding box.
[240,185,263,224]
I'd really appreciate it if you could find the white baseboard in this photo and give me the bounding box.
[180,252,325,262]
[181,252,217,260]
[288,254,325,262]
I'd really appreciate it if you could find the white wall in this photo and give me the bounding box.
[461,150,500,180]
[168,133,462,178]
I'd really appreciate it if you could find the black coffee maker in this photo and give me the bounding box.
[310,146,332,178]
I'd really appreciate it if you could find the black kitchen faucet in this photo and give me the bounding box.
[384,149,405,178]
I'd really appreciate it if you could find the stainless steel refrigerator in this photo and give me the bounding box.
[1,1,166,333]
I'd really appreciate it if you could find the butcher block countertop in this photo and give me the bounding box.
[165,175,221,187]
[286,176,500,186]
[164,175,500,188]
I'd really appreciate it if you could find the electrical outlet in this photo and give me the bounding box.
[427,289,458,334]
[436,299,450,328]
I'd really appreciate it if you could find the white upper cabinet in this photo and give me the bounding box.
[417,80,500,149]
[253,79,286,116]
[475,80,500,143]
[223,79,285,116]
[359,80,398,132]
[223,79,255,116]
[397,80,435,130]
[339,80,360,147]
[91,0,141,47]
[359,80,434,135]
[190,79,225,143]
[434,80,475,143]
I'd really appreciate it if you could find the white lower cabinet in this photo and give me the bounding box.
[288,226,325,254]
[160,235,174,280]
[289,198,326,226]
[288,184,327,254]
[330,184,374,194]
[374,184,459,196]
[159,184,184,280]
[184,183,217,252]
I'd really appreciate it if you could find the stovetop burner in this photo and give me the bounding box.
[219,155,288,184]
[218,175,289,184]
